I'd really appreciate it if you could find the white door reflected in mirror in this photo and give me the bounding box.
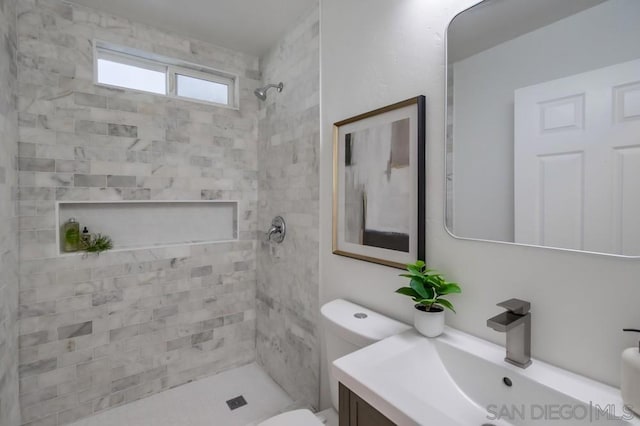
[446,0,640,256]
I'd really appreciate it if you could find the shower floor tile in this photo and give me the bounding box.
[69,363,294,426]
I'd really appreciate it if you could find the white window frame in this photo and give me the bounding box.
[93,40,239,109]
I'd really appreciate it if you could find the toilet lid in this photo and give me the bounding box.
[257,409,323,426]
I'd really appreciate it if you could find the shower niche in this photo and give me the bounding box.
[56,200,238,255]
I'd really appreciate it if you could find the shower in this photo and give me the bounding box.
[254,82,284,100]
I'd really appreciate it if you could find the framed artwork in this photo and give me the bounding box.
[332,96,426,269]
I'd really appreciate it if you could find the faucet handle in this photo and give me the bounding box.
[497,298,530,315]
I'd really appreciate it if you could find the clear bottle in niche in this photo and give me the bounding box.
[61,218,80,252]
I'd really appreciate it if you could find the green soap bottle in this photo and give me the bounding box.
[62,218,80,252]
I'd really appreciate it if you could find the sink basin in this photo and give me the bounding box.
[333,327,639,426]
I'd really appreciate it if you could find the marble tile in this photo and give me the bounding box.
[106,175,135,188]
[0,6,19,424]
[18,158,55,172]
[74,93,107,109]
[19,358,58,378]
[256,5,320,411]
[73,174,107,187]
[75,120,107,135]
[16,1,260,424]
[57,321,93,340]
[107,124,138,138]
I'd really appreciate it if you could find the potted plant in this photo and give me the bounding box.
[81,234,113,255]
[396,260,461,337]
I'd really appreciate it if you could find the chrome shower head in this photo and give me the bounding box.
[254,82,284,101]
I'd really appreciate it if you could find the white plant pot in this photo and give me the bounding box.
[414,305,445,337]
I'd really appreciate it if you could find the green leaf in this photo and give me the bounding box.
[399,272,424,280]
[425,276,444,291]
[410,279,432,299]
[435,298,456,313]
[440,283,462,295]
[395,287,421,299]
[407,260,425,270]
[401,270,437,281]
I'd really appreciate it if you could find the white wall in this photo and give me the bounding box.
[320,0,640,409]
[452,0,640,241]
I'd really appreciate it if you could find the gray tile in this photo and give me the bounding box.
[74,92,107,108]
[166,336,190,351]
[92,290,123,306]
[19,358,58,378]
[224,312,244,325]
[191,330,213,345]
[191,265,213,278]
[202,317,224,330]
[55,160,90,174]
[107,98,137,112]
[18,157,55,172]
[19,301,56,319]
[57,321,93,339]
[107,175,136,187]
[122,188,151,200]
[153,305,178,320]
[74,174,106,187]
[109,324,139,342]
[75,120,107,135]
[108,124,138,137]
[19,330,50,348]
[111,373,141,392]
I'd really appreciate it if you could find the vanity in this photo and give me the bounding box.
[338,384,394,426]
[334,328,638,426]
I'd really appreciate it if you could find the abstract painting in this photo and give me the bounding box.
[333,96,425,268]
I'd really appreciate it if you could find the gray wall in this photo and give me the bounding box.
[256,6,321,410]
[16,1,260,424]
[0,0,20,424]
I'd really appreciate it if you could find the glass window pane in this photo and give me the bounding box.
[176,74,229,105]
[97,58,166,95]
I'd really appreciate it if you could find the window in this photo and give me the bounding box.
[94,41,237,108]
[97,53,167,95]
[176,74,228,105]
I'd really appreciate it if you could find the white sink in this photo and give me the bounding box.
[333,327,639,426]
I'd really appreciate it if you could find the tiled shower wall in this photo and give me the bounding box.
[256,6,321,409]
[16,1,260,424]
[0,0,21,424]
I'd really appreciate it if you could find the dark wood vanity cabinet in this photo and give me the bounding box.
[339,383,396,426]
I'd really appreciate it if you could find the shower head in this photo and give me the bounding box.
[254,82,284,101]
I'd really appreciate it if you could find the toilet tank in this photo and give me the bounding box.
[321,299,411,410]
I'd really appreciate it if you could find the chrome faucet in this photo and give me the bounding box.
[487,298,532,368]
[265,216,286,243]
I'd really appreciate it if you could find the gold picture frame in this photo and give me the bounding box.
[332,96,426,269]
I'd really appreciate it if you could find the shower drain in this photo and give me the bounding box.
[226,395,247,410]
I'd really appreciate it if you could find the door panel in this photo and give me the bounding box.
[515,59,640,254]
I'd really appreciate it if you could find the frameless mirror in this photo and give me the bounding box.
[445,0,640,256]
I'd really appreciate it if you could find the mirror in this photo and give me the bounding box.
[446,0,640,256]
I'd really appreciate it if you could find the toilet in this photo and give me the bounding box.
[258,299,411,426]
